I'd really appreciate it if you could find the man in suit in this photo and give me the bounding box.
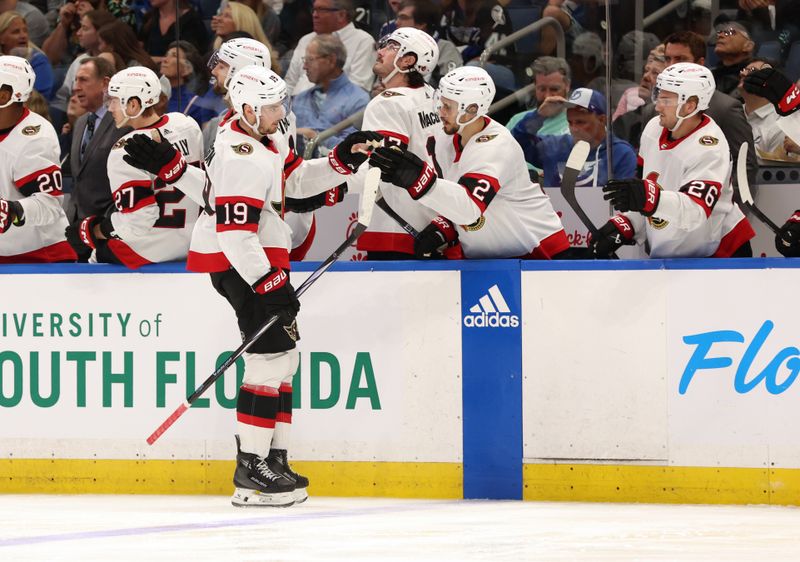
[65,57,131,259]
[614,31,758,187]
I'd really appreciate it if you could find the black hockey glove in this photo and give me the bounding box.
[369,146,436,200]
[252,267,301,324]
[0,199,24,233]
[603,178,660,216]
[415,216,458,258]
[65,215,115,251]
[589,216,635,259]
[284,183,347,213]
[122,133,187,183]
[328,131,384,174]
[743,67,800,116]
[775,211,800,257]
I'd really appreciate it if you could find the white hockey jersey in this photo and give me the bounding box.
[632,114,754,258]
[421,117,569,259]
[0,109,75,262]
[356,85,441,255]
[105,113,203,268]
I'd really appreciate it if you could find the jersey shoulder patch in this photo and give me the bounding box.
[698,135,719,146]
[381,90,405,98]
[475,134,499,143]
[231,142,254,155]
[20,124,41,136]
[112,137,128,150]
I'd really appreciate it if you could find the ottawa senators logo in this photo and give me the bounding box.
[283,319,300,342]
[232,142,253,155]
[21,125,40,136]
[461,215,486,231]
[381,90,405,97]
[648,216,669,229]
[698,135,719,146]
[112,138,128,150]
[475,134,498,143]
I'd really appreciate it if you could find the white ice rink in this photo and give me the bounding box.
[0,495,799,561]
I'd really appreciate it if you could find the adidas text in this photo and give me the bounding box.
[463,313,519,328]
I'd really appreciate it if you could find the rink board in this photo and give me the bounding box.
[2,260,800,504]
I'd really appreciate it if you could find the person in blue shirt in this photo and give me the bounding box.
[292,33,369,156]
[516,87,637,187]
[159,40,220,127]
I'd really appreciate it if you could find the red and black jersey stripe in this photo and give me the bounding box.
[16,165,63,197]
[113,180,155,213]
[458,173,500,213]
[215,195,263,232]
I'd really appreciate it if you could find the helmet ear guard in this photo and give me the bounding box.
[381,28,439,84]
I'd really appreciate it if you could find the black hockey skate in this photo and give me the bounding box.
[268,449,309,504]
[232,437,296,507]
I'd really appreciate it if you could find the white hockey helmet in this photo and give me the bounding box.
[0,55,34,108]
[227,64,288,130]
[209,37,271,89]
[653,62,714,130]
[437,66,496,132]
[107,66,161,120]
[381,27,439,84]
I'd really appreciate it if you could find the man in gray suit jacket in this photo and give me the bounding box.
[613,31,758,186]
[65,57,131,225]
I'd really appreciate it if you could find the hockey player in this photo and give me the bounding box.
[348,27,442,259]
[205,37,343,260]
[369,66,569,259]
[122,64,377,507]
[64,67,202,268]
[742,66,800,257]
[0,55,76,263]
[591,63,755,259]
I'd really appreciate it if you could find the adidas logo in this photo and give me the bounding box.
[463,284,520,328]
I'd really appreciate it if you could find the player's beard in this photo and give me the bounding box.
[213,82,227,96]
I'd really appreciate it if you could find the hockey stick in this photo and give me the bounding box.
[559,140,596,236]
[736,142,780,234]
[146,168,381,445]
[375,195,420,238]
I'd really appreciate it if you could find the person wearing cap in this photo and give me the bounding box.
[712,21,755,96]
[517,87,637,188]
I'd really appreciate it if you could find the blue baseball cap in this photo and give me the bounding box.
[565,88,606,115]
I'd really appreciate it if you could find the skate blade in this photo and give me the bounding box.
[231,488,295,508]
[292,487,309,505]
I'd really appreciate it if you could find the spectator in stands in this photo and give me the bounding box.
[139,0,209,59]
[0,11,53,98]
[736,0,800,63]
[41,0,100,64]
[712,21,755,95]
[540,0,594,57]
[160,40,218,127]
[0,0,47,47]
[569,31,604,90]
[517,88,637,188]
[65,57,131,261]
[508,56,571,149]
[49,9,115,128]
[378,0,402,38]
[98,20,159,73]
[613,45,666,121]
[394,0,460,87]
[739,58,797,163]
[235,0,282,45]
[613,31,758,186]
[284,0,375,94]
[293,33,369,156]
[211,2,281,72]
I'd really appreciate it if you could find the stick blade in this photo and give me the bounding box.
[357,167,381,228]
[736,142,753,205]
[566,140,591,172]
